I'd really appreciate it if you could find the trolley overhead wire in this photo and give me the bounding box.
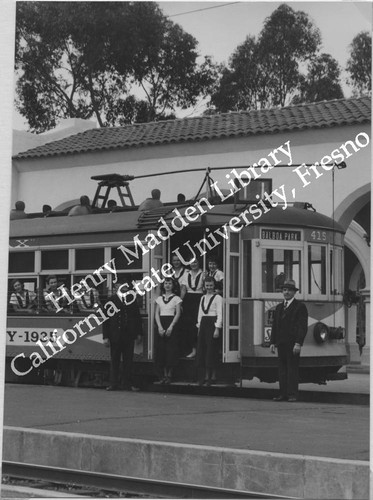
[131,163,345,180]
[168,2,240,18]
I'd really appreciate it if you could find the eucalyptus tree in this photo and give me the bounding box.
[15,1,215,131]
[293,53,344,104]
[346,31,371,96]
[211,4,324,112]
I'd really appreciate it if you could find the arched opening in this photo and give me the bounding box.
[344,248,366,364]
[336,186,370,369]
[333,184,370,232]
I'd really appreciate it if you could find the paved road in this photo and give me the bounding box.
[3,382,369,461]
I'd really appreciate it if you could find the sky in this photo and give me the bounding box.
[11,1,373,129]
[159,1,371,67]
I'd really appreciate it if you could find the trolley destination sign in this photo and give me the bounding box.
[261,229,301,241]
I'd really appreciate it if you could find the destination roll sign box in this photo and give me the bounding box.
[261,229,301,241]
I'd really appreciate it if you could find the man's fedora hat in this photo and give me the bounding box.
[280,279,299,291]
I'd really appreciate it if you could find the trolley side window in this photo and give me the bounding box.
[75,248,104,271]
[41,274,72,295]
[7,277,38,314]
[71,274,107,314]
[111,246,143,269]
[9,251,35,273]
[8,251,37,314]
[308,245,326,295]
[41,250,69,270]
[262,249,301,293]
[116,272,147,313]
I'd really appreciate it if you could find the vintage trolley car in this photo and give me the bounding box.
[7,173,347,387]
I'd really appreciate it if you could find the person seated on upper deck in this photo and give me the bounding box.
[68,195,92,216]
[177,193,186,204]
[75,284,101,313]
[10,201,27,220]
[42,204,52,217]
[9,279,37,313]
[138,189,163,211]
[107,199,120,212]
[43,275,71,313]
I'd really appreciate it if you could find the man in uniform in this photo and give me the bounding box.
[103,281,143,391]
[270,279,308,402]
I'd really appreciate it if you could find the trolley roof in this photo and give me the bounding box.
[9,203,344,240]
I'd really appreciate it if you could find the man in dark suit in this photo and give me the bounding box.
[103,281,143,391]
[270,280,308,402]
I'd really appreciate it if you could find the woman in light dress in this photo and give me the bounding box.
[155,277,182,384]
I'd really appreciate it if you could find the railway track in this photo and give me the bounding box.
[2,461,295,499]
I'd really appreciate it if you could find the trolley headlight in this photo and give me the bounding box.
[313,322,329,344]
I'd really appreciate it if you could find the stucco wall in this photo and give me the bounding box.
[12,123,370,220]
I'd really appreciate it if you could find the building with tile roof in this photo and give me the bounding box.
[13,118,97,157]
[14,96,370,160]
[11,96,371,368]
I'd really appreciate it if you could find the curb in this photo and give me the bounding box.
[1,484,87,498]
[3,426,369,500]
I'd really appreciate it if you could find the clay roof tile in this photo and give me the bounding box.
[14,96,371,160]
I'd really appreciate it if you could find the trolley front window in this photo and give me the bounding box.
[330,246,343,295]
[262,249,301,293]
[308,245,326,295]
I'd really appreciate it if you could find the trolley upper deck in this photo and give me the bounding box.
[9,202,345,243]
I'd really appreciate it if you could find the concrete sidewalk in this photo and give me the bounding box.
[2,382,369,499]
[243,372,370,394]
[3,383,369,460]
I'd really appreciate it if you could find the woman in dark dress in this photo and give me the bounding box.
[179,259,204,358]
[196,277,223,386]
